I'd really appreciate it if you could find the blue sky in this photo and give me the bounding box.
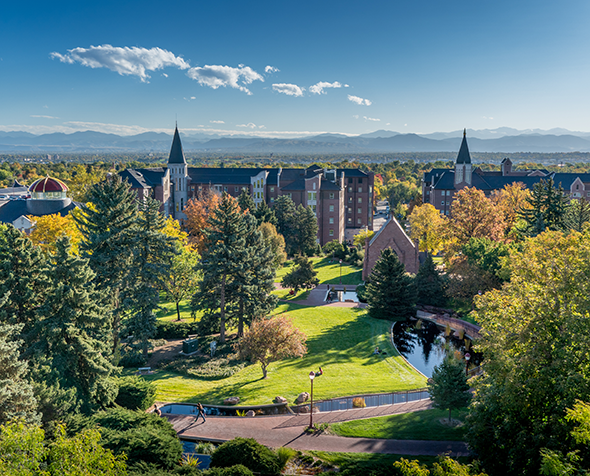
[1,0,590,137]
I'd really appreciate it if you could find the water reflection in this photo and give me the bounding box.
[392,319,481,378]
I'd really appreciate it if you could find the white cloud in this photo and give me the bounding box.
[352,115,359,119]
[363,116,380,122]
[348,95,372,106]
[50,45,190,82]
[162,73,168,78]
[309,81,342,95]
[272,83,305,97]
[186,64,263,95]
[210,120,225,124]
[30,115,58,119]
[265,65,279,73]
[236,122,265,129]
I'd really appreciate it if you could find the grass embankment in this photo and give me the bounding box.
[145,303,426,405]
[275,257,363,285]
[329,408,469,441]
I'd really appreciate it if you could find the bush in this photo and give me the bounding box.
[211,437,281,476]
[115,376,157,411]
[356,283,368,303]
[119,350,147,368]
[323,240,344,257]
[352,397,366,408]
[156,321,202,339]
[194,442,217,455]
[205,465,254,476]
[275,447,296,469]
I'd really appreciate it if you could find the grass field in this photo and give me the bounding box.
[144,303,426,405]
[329,408,469,441]
[275,257,363,285]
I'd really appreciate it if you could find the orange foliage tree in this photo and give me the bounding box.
[235,315,307,379]
[183,189,221,253]
[491,182,531,237]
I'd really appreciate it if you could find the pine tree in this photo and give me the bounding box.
[75,175,138,352]
[519,178,569,236]
[193,193,248,343]
[126,198,177,357]
[292,204,318,256]
[0,318,39,425]
[237,188,256,213]
[564,198,590,233]
[253,200,277,226]
[281,255,319,292]
[366,248,416,321]
[414,254,446,307]
[428,356,471,423]
[33,237,117,412]
[273,195,296,253]
[0,224,47,341]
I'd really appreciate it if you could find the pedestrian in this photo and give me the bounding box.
[195,402,206,423]
[154,404,162,416]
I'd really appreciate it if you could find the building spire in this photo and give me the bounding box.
[168,125,186,165]
[463,128,466,138]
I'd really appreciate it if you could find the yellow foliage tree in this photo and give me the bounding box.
[408,203,449,254]
[490,182,531,237]
[28,212,83,254]
[353,228,375,248]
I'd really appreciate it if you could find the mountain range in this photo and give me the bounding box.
[2,128,590,154]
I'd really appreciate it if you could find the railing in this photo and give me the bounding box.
[292,388,430,414]
[416,310,481,339]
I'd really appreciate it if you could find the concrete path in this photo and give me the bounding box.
[164,398,469,457]
[276,283,367,309]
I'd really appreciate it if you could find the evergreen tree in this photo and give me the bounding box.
[414,254,446,307]
[237,188,256,213]
[281,255,319,292]
[253,200,277,226]
[428,356,471,423]
[125,198,177,357]
[273,195,296,253]
[33,237,117,412]
[292,204,318,256]
[75,175,138,353]
[0,224,47,341]
[519,178,569,236]
[231,213,278,337]
[366,248,416,321]
[564,198,590,233]
[193,193,248,343]
[0,318,39,425]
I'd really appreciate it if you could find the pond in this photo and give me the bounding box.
[392,319,482,378]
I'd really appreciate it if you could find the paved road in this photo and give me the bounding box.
[164,399,470,457]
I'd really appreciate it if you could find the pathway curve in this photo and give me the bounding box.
[164,398,469,457]
[276,284,367,309]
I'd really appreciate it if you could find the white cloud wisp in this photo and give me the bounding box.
[187,65,263,95]
[348,94,372,106]
[309,81,342,94]
[50,45,190,82]
[265,65,279,73]
[272,83,305,97]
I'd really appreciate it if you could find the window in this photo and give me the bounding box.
[348,207,352,213]
[329,192,334,199]
[446,190,451,196]
[180,198,184,210]
[358,187,362,193]
[307,192,317,201]
[357,218,362,224]
[358,197,362,203]
[358,208,362,214]
[235,187,239,193]
[348,186,353,193]
[329,217,334,224]
[349,196,353,202]
[358,178,363,184]
[329,229,334,236]
[348,178,353,183]
[369,186,373,193]
[313,182,316,190]
[270,186,275,192]
[441,201,445,206]
[329,204,334,212]
[224,186,228,192]
[347,217,352,223]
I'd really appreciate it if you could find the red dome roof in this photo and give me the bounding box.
[29,176,69,193]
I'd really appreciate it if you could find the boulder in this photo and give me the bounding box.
[274,396,288,404]
[246,410,256,417]
[224,397,240,405]
[298,405,309,413]
[295,392,309,404]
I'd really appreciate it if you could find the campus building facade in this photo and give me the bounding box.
[121,127,375,245]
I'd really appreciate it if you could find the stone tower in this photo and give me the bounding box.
[454,129,472,186]
[168,125,189,219]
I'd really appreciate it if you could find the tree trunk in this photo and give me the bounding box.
[262,363,268,379]
[238,299,244,338]
[219,273,226,343]
[176,301,181,321]
[112,287,121,355]
[449,407,452,424]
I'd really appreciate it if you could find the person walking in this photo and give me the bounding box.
[195,402,206,423]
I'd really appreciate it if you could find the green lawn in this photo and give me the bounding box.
[270,288,311,301]
[275,257,363,285]
[144,303,426,405]
[156,297,204,322]
[329,408,469,441]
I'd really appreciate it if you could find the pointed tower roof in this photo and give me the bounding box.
[456,129,471,164]
[168,126,186,164]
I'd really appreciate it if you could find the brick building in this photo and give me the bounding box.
[122,126,375,246]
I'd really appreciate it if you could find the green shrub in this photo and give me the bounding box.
[356,283,368,303]
[210,438,281,475]
[275,447,296,469]
[205,465,254,476]
[115,376,157,411]
[155,321,202,339]
[194,442,216,455]
[119,350,147,368]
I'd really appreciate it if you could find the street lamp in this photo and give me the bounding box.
[339,259,342,285]
[308,367,323,430]
[465,352,471,376]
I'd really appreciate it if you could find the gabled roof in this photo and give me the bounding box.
[280,179,306,191]
[320,179,342,191]
[456,129,471,164]
[187,168,259,185]
[168,127,186,164]
[551,173,590,189]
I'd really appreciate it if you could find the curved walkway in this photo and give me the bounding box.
[276,283,367,309]
[164,398,469,457]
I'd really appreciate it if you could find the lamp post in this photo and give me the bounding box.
[465,352,471,377]
[339,259,342,284]
[307,367,323,430]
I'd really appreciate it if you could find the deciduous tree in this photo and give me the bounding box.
[161,245,201,321]
[449,188,504,246]
[183,188,221,253]
[236,315,307,379]
[281,255,319,293]
[28,212,83,255]
[409,204,448,254]
[259,222,286,269]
